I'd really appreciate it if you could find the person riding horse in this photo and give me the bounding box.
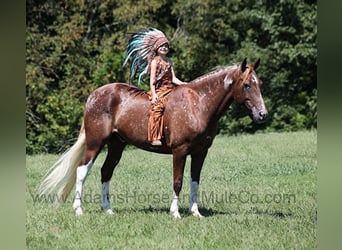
[39,57,267,218]
[122,28,187,146]
[38,28,267,218]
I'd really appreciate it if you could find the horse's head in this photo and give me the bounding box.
[229,58,268,123]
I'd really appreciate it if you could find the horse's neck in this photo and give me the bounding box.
[190,72,234,120]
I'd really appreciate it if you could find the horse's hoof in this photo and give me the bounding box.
[103,208,114,215]
[191,211,204,218]
[75,207,83,216]
[171,211,181,219]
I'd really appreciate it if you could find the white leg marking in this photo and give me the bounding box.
[72,160,93,216]
[170,192,181,219]
[101,181,114,215]
[189,180,204,218]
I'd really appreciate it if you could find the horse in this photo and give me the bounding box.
[39,58,268,219]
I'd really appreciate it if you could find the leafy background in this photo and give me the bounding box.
[26,0,317,154]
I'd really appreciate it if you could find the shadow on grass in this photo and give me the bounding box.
[200,207,293,219]
[86,206,293,219]
[35,201,294,220]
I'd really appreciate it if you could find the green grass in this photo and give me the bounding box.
[26,130,317,249]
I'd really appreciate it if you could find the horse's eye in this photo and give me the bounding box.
[244,83,251,90]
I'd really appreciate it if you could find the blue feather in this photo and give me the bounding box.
[122,27,166,87]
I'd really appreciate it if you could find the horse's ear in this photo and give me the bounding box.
[241,58,247,72]
[253,58,260,71]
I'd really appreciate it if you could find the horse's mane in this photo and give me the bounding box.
[125,64,240,94]
[190,64,240,84]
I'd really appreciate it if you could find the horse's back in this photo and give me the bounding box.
[85,83,149,112]
[83,82,208,152]
[85,83,154,145]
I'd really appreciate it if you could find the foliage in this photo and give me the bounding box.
[26,0,317,154]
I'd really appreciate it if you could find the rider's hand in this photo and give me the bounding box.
[151,94,158,105]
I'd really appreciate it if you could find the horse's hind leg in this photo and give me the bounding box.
[73,146,102,216]
[101,136,126,214]
[73,117,111,215]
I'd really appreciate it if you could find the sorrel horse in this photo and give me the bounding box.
[39,58,267,218]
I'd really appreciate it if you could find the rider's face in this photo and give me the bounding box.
[157,43,169,55]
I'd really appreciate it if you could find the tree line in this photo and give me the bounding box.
[26,0,317,154]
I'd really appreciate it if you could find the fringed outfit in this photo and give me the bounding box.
[148,56,174,142]
[122,27,175,143]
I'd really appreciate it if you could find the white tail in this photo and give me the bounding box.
[38,131,86,205]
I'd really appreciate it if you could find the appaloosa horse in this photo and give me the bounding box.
[39,58,267,218]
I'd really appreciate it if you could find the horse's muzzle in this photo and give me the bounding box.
[251,107,268,124]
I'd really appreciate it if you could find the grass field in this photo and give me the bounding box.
[26,130,317,249]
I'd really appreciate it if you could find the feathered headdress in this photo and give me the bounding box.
[122,27,169,86]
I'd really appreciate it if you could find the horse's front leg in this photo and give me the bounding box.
[189,150,208,218]
[170,148,187,219]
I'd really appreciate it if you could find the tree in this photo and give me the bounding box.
[26,0,317,154]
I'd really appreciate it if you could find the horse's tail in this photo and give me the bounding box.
[38,123,86,205]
